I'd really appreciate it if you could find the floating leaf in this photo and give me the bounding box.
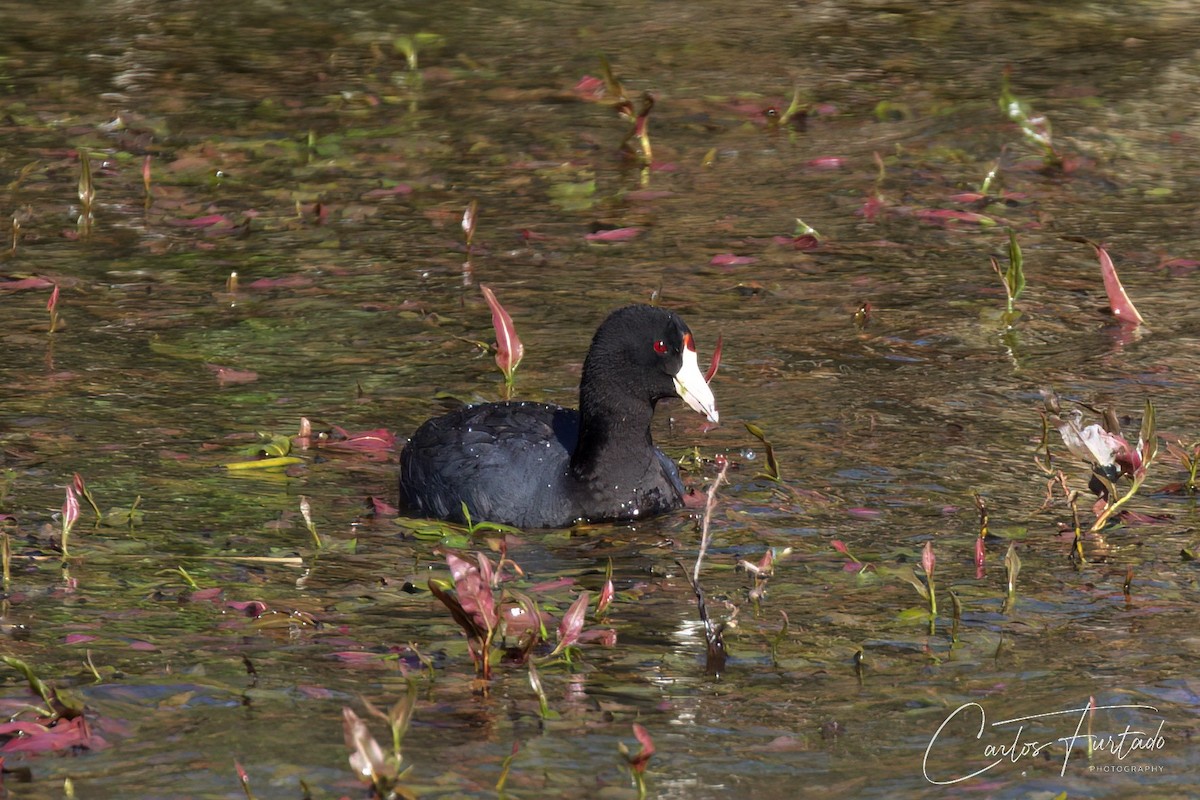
[224,456,304,470]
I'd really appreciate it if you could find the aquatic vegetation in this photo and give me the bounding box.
[1164,439,1200,494]
[76,149,94,235]
[1051,399,1159,534]
[680,459,730,676]
[45,284,61,334]
[898,540,938,634]
[1003,542,1021,612]
[462,199,478,256]
[999,70,1063,170]
[342,683,419,800]
[1090,240,1145,327]
[0,657,102,755]
[479,284,524,398]
[763,83,807,130]
[618,723,656,800]
[72,473,101,521]
[599,55,653,166]
[59,485,80,559]
[990,230,1025,326]
[743,423,781,482]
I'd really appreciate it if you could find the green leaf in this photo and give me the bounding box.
[1005,230,1025,305]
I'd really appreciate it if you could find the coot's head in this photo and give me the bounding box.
[581,305,719,423]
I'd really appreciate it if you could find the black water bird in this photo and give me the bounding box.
[399,305,719,528]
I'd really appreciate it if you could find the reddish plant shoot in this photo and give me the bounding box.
[480,284,524,396]
[555,590,590,654]
[47,284,61,333]
[596,577,614,618]
[1092,243,1144,327]
[142,156,153,208]
[73,473,102,519]
[620,722,656,774]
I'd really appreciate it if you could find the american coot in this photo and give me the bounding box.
[399,305,719,528]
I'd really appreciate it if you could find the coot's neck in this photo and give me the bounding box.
[570,385,657,483]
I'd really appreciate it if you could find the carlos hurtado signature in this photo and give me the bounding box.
[922,701,1167,785]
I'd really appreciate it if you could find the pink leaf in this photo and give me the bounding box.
[205,364,259,385]
[1093,243,1145,327]
[0,276,55,291]
[710,254,757,266]
[921,540,935,578]
[831,540,850,555]
[557,590,590,649]
[62,486,80,530]
[367,496,398,515]
[527,577,576,592]
[226,600,269,617]
[974,537,986,569]
[446,552,498,630]
[772,234,819,250]
[480,284,524,378]
[572,75,605,99]
[47,283,60,312]
[65,634,98,644]
[596,578,614,616]
[585,227,642,242]
[806,156,846,170]
[857,195,885,221]
[168,214,232,229]
[324,426,397,453]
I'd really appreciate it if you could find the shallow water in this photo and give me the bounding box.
[1,1,1199,797]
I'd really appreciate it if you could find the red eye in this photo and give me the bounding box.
[653,339,668,354]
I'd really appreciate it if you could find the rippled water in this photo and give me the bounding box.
[1,1,1198,798]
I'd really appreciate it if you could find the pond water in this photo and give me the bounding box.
[1,1,1198,797]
